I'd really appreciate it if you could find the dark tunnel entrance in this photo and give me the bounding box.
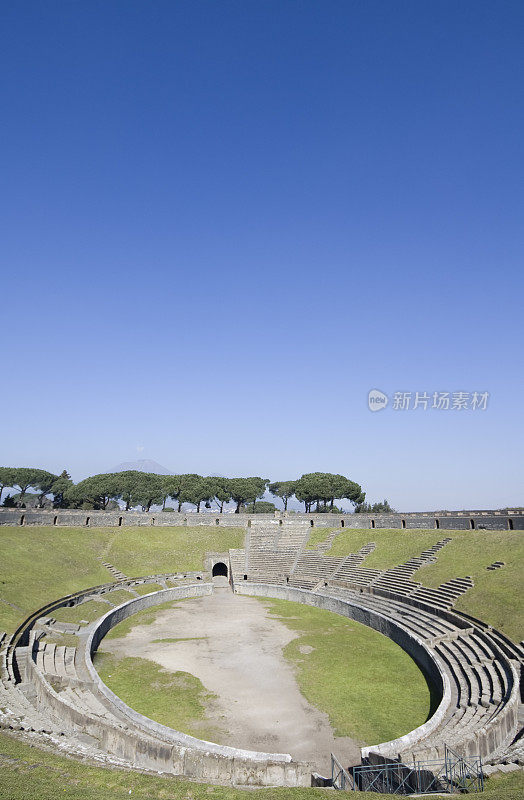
[212,561,228,578]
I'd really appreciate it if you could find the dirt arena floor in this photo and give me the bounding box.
[101,585,360,773]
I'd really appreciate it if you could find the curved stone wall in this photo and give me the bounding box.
[46,581,454,774]
[85,584,293,762]
[10,582,311,786]
[5,573,205,681]
[3,572,520,785]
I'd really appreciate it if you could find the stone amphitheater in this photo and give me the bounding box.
[0,510,523,791]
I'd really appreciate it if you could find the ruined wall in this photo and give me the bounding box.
[0,507,521,530]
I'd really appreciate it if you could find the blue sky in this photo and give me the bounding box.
[1,1,523,510]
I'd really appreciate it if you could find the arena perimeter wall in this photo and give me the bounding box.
[0,507,522,530]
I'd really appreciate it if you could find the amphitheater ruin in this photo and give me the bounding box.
[0,508,522,792]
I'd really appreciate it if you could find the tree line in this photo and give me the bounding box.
[0,467,367,514]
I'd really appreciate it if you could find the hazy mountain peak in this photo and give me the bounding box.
[110,459,173,475]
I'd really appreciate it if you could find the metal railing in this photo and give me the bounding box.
[331,753,354,790]
[334,745,483,794]
[444,745,484,793]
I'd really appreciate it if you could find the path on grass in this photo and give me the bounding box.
[100,589,360,772]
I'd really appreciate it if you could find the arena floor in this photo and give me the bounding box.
[100,585,360,772]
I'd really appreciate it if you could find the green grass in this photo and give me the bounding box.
[102,525,244,576]
[0,528,110,633]
[416,530,524,641]
[327,528,452,567]
[326,528,524,641]
[51,590,167,626]
[2,523,523,797]
[0,599,23,633]
[305,528,335,549]
[1,731,522,800]
[103,589,138,606]
[261,598,435,746]
[0,526,243,634]
[51,600,112,624]
[42,632,82,647]
[52,598,188,642]
[94,651,221,742]
[132,582,166,595]
[97,594,433,746]
[98,593,432,746]
[152,637,206,643]
[102,599,185,640]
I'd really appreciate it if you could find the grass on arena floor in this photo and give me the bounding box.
[0,730,523,800]
[94,594,433,746]
[262,597,436,745]
[94,651,221,742]
[326,527,524,641]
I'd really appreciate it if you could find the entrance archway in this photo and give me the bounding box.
[212,561,228,578]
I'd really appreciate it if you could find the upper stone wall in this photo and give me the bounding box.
[0,508,521,530]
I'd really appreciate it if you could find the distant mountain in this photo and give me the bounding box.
[109,459,173,475]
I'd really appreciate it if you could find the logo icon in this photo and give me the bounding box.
[368,389,388,412]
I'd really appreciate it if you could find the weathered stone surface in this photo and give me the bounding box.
[1,507,522,529]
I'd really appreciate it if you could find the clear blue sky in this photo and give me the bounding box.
[2,1,523,510]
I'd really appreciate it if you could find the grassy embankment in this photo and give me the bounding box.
[304,527,332,549]
[0,525,245,634]
[325,528,524,641]
[0,525,240,746]
[1,730,523,800]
